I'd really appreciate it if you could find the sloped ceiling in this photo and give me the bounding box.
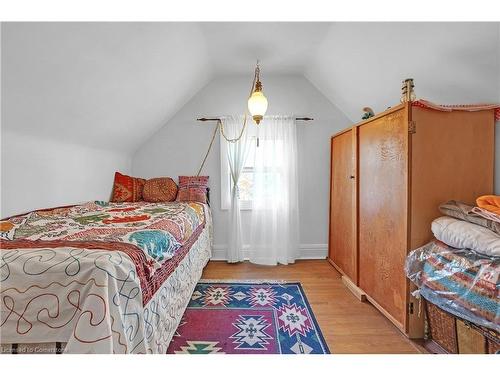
[2,22,499,153]
[1,22,212,152]
[200,22,331,74]
[305,22,500,121]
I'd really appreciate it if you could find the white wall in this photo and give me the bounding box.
[496,24,500,194]
[132,74,352,259]
[1,130,131,218]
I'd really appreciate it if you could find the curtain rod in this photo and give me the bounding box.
[197,117,313,122]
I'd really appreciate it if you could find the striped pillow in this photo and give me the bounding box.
[176,176,209,203]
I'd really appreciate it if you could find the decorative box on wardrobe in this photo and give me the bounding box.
[328,102,495,338]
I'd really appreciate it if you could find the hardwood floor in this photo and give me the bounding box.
[202,259,425,354]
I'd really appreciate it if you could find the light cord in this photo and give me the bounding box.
[196,61,260,175]
[196,120,219,176]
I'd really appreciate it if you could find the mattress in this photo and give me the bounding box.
[0,201,212,353]
[405,240,499,332]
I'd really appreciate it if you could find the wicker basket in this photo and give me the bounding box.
[425,301,499,354]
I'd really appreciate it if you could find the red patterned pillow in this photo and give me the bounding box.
[143,177,178,202]
[110,172,146,202]
[176,176,209,203]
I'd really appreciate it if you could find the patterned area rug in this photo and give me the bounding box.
[167,280,330,354]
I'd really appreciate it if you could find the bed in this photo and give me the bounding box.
[0,200,212,354]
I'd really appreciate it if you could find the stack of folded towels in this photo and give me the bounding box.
[433,195,500,258]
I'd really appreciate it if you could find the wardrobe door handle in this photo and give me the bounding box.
[349,175,355,179]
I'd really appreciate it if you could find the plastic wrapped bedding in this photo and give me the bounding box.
[405,240,499,331]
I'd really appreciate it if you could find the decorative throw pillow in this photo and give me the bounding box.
[142,177,178,202]
[176,176,209,203]
[111,172,146,202]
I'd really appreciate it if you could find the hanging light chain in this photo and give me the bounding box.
[218,60,260,143]
[219,117,247,143]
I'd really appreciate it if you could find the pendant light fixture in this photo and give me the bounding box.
[247,61,268,125]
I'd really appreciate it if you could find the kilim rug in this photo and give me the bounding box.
[167,280,330,354]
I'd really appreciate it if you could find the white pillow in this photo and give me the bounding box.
[431,216,500,257]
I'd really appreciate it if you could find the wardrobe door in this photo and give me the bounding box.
[358,108,409,330]
[328,129,357,282]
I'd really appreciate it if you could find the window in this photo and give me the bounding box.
[220,132,285,210]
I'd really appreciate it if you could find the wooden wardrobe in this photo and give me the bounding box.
[328,102,495,338]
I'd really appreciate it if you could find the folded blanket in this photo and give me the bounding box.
[471,206,500,224]
[432,216,500,257]
[439,200,500,235]
[477,195,500,215]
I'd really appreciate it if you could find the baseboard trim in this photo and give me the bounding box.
[211,244,327,261]
[341,275,367,302]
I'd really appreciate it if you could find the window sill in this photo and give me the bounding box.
[221,202,253,211]
[240,200,252,210]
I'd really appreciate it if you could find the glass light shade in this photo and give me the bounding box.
[247,90,268,124]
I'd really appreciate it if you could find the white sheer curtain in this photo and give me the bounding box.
[222,115,252,263]
[249,116,300,265]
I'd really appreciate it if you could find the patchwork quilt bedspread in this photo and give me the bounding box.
[0,201,212,353]
[405,240,499,331]
[1,200,205,262]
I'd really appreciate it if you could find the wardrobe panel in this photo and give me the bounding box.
[409,108,495,250]
[329,130,357,282]
[358,108,409,328]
